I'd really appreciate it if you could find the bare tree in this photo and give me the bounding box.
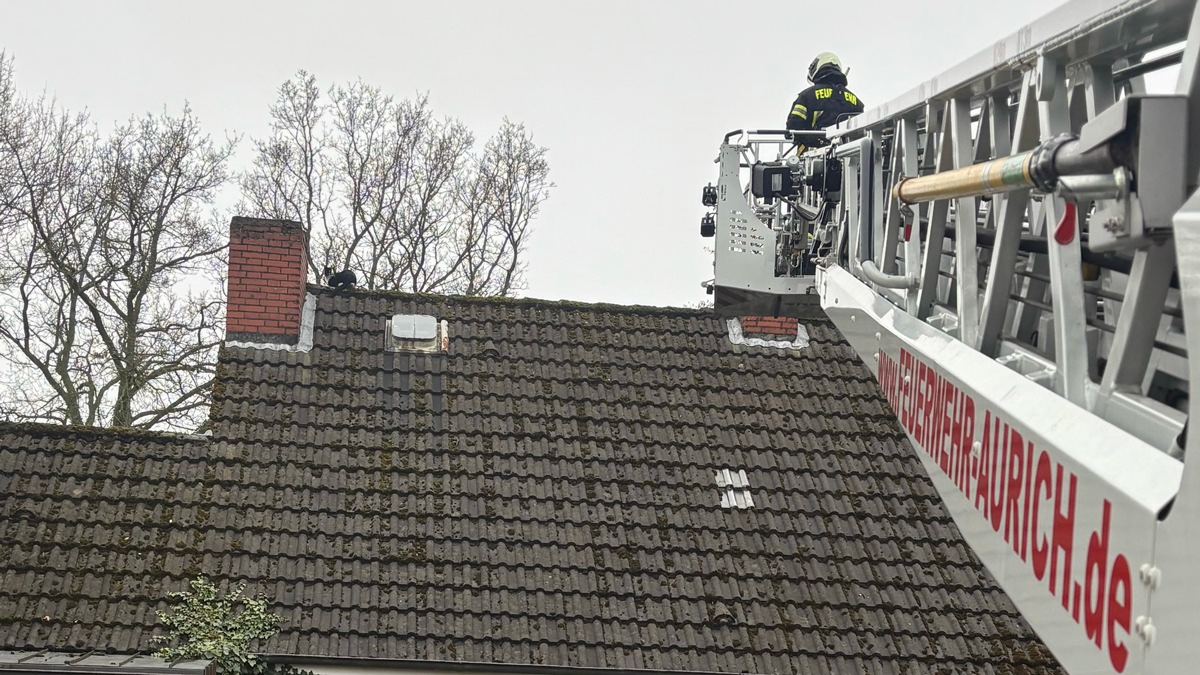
[0,52,234,430]
[457,119,551,296]
[242,72,552,295]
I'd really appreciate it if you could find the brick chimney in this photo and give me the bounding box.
[739,315,799,341]
[226,217,308,345]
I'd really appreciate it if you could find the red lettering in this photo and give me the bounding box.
[959,395,975,501]
[1108,554,1132,672]
[940,380,954,473]
[923,363,939,455]
[882,352,1135,670]
[949,392,963,489]
[1050,466,1078,609]
[936,380,952,473]
[975,411,995,517]
[1084,500,1112,649]
[1031,451,1052,580]
[878,352,893,404]
[901,351,915,431]
[1021,439,1035,561]
[988,420,1008,533]
[890,356,902,408]
[914,360,928,445]
[1004,427,1025,552]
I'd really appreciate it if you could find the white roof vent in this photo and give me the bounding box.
[386,314,448,353]
[392,314,437,340]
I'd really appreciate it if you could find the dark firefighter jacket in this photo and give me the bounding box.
[786,75,864,152]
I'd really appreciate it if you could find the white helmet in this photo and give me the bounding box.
[808,52,845,83]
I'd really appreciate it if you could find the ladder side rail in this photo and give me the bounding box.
[841,0,1191,134]
[1138,2,1200,665]
[819,261,1180,675]
[809,2,1200,672]
[816,5,1190,410]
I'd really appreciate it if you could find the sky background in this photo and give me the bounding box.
[0,0,1057,308]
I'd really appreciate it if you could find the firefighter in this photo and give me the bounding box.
[786,52,865,153]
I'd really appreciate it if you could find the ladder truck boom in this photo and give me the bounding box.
[700,0,1200,672]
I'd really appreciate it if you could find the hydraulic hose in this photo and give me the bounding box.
[892,133,1124,205]
[894,152,1036,204]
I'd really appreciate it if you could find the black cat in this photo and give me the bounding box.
[323,266,357,291]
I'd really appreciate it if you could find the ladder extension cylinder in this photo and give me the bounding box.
[892,134,1120,205]
[893,152,1035,203]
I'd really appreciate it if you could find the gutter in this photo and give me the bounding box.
[262,653,765,675]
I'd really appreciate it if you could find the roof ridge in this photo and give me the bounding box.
[0,420,206,443]
[306,284,829,321]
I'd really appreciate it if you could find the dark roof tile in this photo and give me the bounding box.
[0,289,1063,673]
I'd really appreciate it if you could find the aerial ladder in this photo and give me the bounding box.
[702,0,1200,672]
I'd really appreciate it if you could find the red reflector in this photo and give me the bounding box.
[1054,202,1077,245]
[903,223,912,242]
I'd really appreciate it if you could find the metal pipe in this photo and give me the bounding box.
[835,137,872,159]
[895,151,1036,204]
[861,260,919,288]
[1009,292,1054,313]
[892,134,1122,205]
[1056,171,1126,202]
[998,293,1187,357]
[1007,267,1184,318]
[931,222,1176,285]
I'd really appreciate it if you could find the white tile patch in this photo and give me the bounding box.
[716,468,754,509]
[727,319,810,350]
[226,292,316,352]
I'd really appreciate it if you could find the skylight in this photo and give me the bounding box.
[386,314,448,353]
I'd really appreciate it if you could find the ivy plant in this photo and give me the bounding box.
[154,576,286,675]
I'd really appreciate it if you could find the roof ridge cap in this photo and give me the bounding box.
[0,420,207,443]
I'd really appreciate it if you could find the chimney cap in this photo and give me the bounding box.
[230,216,304,230]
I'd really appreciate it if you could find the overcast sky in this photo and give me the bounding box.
[0,0,1056,308]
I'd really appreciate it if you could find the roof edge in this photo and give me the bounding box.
[264,653,762,675]
[0,652,212,675]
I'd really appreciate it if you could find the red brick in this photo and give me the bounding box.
[226,217,307,342]
[741,315,797,337]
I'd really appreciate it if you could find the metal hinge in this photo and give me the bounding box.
[1139,563,1162,590]
[1135,615,1157,646]
[1134,564,1162,646]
